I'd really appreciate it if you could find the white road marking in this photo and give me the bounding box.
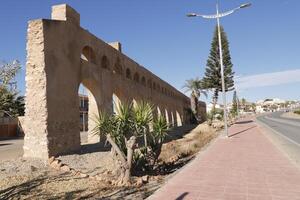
[259,117,300,147]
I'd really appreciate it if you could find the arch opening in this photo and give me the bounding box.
[126,68,132,79]
[101,55,109,69]
[165,109,169,126]
[134,72,140,83]
[113,57,123,75]
[176,111,182,127]
[81,46,96,64]
[112,93,122,114]
[147,79,152,89]
[78,82,100,144]
[141,76,146,86]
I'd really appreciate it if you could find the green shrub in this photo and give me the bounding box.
[294,110,300,115]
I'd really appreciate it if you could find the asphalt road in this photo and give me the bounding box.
[0,132,89,161]
[257,111,300,146]
[0,137,24,161]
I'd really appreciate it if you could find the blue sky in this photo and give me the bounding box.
[1,0,300,103]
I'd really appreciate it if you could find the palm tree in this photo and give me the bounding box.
[183,78,207,122]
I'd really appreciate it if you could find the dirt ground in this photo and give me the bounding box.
[281,111,300,120]
[0,123,218,200]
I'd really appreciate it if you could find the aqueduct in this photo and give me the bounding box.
[22,4,206,159]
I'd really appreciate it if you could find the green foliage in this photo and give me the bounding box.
[0,87,24,117]
[0,60,24,117]
[151,115,168,147]
[207,108,224,122]
[183,78,207,123]
[132,101,153,140]
[93,101,169,171]
[202,25,235,102]
[294,110,300,115]
[231,90,238,116]
[183,78,207,99]
[0,60,21,87]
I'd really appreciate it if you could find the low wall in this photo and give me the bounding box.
[0,117,21,138]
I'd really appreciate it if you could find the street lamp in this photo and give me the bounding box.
[187,3,251,137]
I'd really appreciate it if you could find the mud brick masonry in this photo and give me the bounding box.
[22,4,206,159]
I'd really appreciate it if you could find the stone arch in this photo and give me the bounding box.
[171,111,175,127]
[78,79,102,143]
[165,108,170,125]
[176,110,182,127]
[141,76,146,86]
[23,4,197,159]
[126,68,132,79]
[81,46,96,64]
[157,106,162,117]
[153,82,156,90]
[101,55,109,69]
[113,57,123,75]
[132,98,138,108]
[112,93,122,114]
[133,72,140,83]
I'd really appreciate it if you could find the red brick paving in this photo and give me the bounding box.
[149,118,300,200]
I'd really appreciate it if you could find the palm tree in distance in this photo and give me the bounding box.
[183,78,207,123]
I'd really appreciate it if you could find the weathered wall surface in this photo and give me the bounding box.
[23,4,206,159]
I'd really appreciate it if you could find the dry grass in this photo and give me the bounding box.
[159,123,217,164]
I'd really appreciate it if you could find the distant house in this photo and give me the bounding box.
[79,94,88,131]
[256,98,286,113]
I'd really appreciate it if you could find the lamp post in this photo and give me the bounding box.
[187,3,251,137]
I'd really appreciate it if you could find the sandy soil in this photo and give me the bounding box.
[281,112,300,120]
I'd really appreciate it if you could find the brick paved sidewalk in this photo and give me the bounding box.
[149,118,300,200]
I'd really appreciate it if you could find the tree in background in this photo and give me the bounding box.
[183,78,207,123]
[231,90,238,117]
[0,60,24,117]
[202,25,235,118]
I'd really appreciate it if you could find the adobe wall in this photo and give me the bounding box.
[23,4,206,159]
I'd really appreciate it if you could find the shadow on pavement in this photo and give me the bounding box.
[0,143,12,147]
[229,126,256,137]
[235,120,253,124]
[176,192,189,200]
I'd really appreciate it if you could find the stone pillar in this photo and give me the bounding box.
[23,20,49,159]
[108,41,122,52]
[23,4,82,159]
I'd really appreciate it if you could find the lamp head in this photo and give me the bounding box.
[186,13,197,17]
[240,3,251,9]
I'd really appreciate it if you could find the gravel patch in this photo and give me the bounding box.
[0,157,47,179]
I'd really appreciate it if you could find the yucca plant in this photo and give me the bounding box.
[93,102,137,185]
[148,115,169,166]
[93,100,170,184]
[132,101,153,150]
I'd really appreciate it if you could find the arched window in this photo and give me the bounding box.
[141,76,146,86]
[126,68,132,79]
[113,57,123,75]
[81,46,96,64]
[134,72,140,83]
[101,55,109,69]
[153,82,156,90]
[148,79,152,89]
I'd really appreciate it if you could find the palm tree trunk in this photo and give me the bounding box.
[190,93,198,122]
